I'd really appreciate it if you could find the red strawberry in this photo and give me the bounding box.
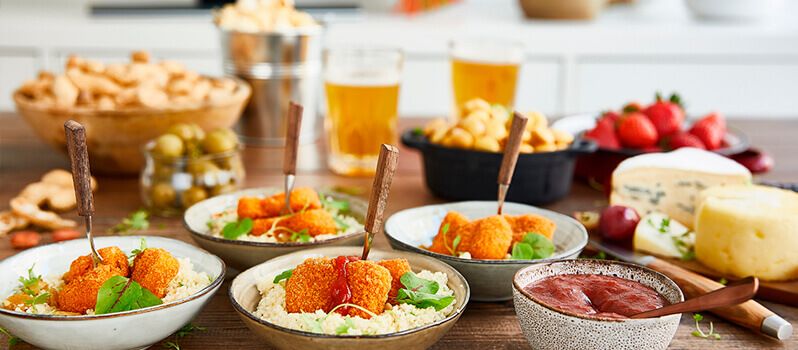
[585,117,621,149]
[689,112,726,150]
[618,112,658,148]
[700,111,726,129]
[622,102,644,114]
[644,96,685,138]
[601,110,622,124]
[668,132,706,150]
[640,145,664,153]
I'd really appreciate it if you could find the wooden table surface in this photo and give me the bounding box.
[0,113,796,349]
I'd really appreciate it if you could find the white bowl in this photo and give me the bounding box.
[685,0,783,21]
[0,236,225,350]
[384,201,588,301]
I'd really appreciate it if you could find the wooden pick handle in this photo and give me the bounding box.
[630,277,758,319]
[648,259,792,339]
[64,120,94,217]
[284,101,303,176]
[364,144,399,234]
[498,112,528,186]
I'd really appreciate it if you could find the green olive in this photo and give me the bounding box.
[153,134,184,157]
[181,186,208,209]
[151,182,177,208]
[152,162,176,180]
[190,124,206,141]
[203,129,237,154]
[210,184,237,197]
[166,124,195,142]
[186,159,220,175]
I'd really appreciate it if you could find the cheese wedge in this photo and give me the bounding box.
[695,185,798,281]
[610,148,751,229]
[634,213,694,259]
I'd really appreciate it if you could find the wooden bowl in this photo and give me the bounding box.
[13,78,251,175]
[518,0,607,20]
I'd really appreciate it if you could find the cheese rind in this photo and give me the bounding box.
[633,213,694,259]
[610,148,752,229]
[695,185,798,281]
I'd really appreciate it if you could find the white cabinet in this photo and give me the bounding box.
[0,51,41,111]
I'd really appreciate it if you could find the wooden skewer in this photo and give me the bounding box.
[496,112,528,215]
[280,101,303,216]
[630,277,758,319]
[361,144,400,260]
[64,120,103,267]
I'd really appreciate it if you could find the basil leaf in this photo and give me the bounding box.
[273,269,294,284]
[511,232,555,260]
[396,289,454,311]
[222,218,254,239]
[399,272,438,294]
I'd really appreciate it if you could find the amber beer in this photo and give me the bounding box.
[450,40,523,113]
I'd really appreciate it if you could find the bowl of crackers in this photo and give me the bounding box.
[12,51,252,175]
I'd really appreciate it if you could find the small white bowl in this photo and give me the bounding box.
[0,236,225,350]
[513,259,683,350]
[685,0,783,21]
[384,201,588,301]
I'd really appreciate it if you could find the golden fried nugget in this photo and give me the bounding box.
[346,260,391,319]
[377,259,412,303]
[253,209,336,238]
[237,197,265,219]
[427,212,469,256]
[464,215,513,260]
[57,264,125,314]
[261,187,322,217]
[504,214,556,245]
[63,246,130,284]
[285,257,336,313]
[131,248,180,298]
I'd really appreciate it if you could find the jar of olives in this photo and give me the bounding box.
[140,123,245,217]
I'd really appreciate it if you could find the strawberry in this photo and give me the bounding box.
[617,112,658,148]
[600,110,622,124]
[585,117,621,149]
[622,102,644,114]
[644,94,685,138]
[700,111,726,130]
[667,132,706,150]
[689,112,726,150]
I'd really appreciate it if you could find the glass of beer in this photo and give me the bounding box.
[451,39,523,114]
[324,47,403,176]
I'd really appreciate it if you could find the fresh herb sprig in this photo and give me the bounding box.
[510,232,555,260]
[330,186,365,196]
[129,238,149,258]
[273,269,294,284]
[319,192,349,211]
[301,303,379,334]
[163,323,205,350]
[692,313,721,340]
[395,272,455,311]
[109,209,150,234]
[23,292,51,312]
[95,276,163,314]
[221,218,254,239]
[333,216,350,230]
[440,224,462,257]
[19,264,41,289]
[0,327,21,347]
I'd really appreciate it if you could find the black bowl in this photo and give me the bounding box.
[402,130,598,205]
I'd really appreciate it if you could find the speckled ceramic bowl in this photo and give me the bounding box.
[183,187,367,271]
[229,246,469,350]
[384,201,588,301]
[0,236,225,350]
[513,259,684,350]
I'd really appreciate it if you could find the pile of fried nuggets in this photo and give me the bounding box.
[237,187,337,239]
[427,212,557,260]
[285,257,412,319]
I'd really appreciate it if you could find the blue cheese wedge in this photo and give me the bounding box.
[634,213,694,259]
[609,148,751,229]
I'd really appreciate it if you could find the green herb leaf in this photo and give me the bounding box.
[23,292,50,306]
[19,264,41,288]
[719,278,728,285]
[441,223,460,256]
[206,221,213,229]
[399,272,439,294]
[510,232,555,260]
[451,235,461,254]
[412,127,423,136]
[129,238,148,258]
[333,216,350,230]
[330,186,365,196]
[692,313,721,340]
[320,194,349,211]
[221,218,254,239]
[273,269,294,284]
[290,229,311,242]
[0,327,21,347]
[95,276,163,314]
[163,341,181,350]
[302,315,324,334]
[335,318,356,335]
[109,209,150,234]
[396,289,454,311]
[176,323,205,338]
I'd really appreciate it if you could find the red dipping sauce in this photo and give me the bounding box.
[330,255,360,315]
[522,274,670,319]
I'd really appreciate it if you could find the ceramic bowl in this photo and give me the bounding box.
[229,246,469,350]
[183,187,367,271]
[0,236,225,350]
[384,201,588,301]
[513,259,683,350]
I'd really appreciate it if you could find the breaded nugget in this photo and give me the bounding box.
[346,260,391,319]
[252,209,336,238]
[63,246,129,284]
[464,215,513,260]
[237,197,264,219]
[378,259,412,303]
[504,214,557,244]
[427,211,469,256]
[57,264,125,314]
[131,248,180,298]
[285,257,336,313]
[261,187,322,217]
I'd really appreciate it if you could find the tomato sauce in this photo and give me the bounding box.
[330,255,360,315]
[522,274,669,319]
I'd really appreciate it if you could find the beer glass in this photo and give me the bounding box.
[451,39,523,114]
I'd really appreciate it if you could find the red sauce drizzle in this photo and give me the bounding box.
[330,255,360,315]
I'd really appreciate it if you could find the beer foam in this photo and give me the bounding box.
[451,41,523,64]
[325,69,402,86]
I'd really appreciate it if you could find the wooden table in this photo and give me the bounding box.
[1,113,796,349]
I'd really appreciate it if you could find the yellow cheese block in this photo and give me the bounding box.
[694,185,798,281]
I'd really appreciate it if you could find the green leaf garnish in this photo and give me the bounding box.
[0,327,21,347]
[333,216,350,230]
[719,278,728,285]
[19,264,41,288]
[176,323,206,338]
[206,221,213,229]
[395,272,454,311]
[330,186,365,196]
[290,229,311,242]
[440,223,462,256]
[399,272,439,294]
[23,292,50,306]
[129,238,149,259]
[412,127,423,136]
[335,318,356,335]
[510,232,555,260]
[273,269,294,284]
[163,341,180,350]
[320,193,349,211]
[109,208,150,234]
[302,314,324,334]
[221,218,254,239]
[692,313,721,340]
[94,276,163,315]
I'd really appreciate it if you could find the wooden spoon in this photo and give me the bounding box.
[630,277,759,319]
[360,144,399,260]
[64,120,103,267]
[497,112,529,215]
[280,101,303,216]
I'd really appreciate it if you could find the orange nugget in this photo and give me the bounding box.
[261,187,322,217]
[346,260,391,319]
[237,197,265,219]
[57,264,126,314]
[464,215,513,260]
[131,248,180,298]
[252,209,336,239]
[428,211,469,256]
[63,246,129,284]
[285,257,336,313]
[504,214,556,244]
[378,259,412,302]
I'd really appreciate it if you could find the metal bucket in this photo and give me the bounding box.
[220,26,323,146]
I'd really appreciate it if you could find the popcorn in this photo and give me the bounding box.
[215,0,317,32]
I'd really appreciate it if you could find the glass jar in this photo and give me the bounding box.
[140,141,245,217]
